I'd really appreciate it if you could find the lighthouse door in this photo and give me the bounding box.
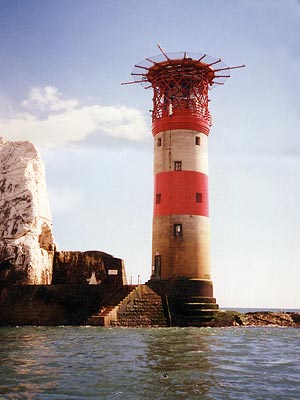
[154,254,162,277]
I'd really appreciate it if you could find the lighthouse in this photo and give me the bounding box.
[124,46,244,325]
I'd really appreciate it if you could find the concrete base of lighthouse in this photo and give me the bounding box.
[148,278,219,327]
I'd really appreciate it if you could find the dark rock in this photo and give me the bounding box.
[244,312,300,327]
[207,311,300,328]
[52,250,126,286]
[208,310,245,327]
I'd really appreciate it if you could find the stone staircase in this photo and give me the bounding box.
[86,284,168,327]
[86,285,137,327]
[111,285,168,327]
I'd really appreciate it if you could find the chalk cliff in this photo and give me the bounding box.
[0,138,55,284]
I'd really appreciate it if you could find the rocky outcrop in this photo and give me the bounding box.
[209,311,300,327]
[243,311,300,327]
[0,138,55,284]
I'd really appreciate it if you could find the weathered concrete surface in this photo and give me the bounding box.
[0,284,118,326]
[0,138,55,285]
[52,250,126,286]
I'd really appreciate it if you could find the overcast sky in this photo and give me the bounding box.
[0,0,299,308]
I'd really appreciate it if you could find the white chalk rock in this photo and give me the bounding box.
[0,137,55,284]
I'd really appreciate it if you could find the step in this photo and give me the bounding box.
[182,296,217,304]
[183,302,219,310]
[183,310,218,318]
[98,306,115,314]
[183,309,219,317]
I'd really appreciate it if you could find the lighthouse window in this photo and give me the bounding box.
[174,224,183,237]
[195,136,201,146]
[196,192,202,203]
[156,193,161,204]
[157,138,162,147]
[174,161,182,171]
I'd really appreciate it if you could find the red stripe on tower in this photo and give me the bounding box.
[154,171,209,217]
[152,113,211,136]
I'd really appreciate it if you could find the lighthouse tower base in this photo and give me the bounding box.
[148,278,219,327]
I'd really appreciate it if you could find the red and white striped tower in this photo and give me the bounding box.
[124,46,244,325]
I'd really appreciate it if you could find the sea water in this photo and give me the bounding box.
[0,326,300,400]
